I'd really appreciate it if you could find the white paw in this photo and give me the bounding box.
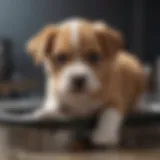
[35,107,70,120]
[91,108,123,146]
[33,99,70,120]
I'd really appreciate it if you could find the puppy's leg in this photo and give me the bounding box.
[92,108,124,146]
[33,97,62,119]
[33,78,70,120]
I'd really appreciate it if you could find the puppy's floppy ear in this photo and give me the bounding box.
[93,21,124,57]
[26,25,57,64]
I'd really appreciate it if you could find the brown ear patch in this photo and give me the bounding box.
[93,21,124,58]
[26,25,57,64]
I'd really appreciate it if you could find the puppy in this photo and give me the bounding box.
[26,18,146,146]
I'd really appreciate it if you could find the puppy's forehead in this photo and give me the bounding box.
[54,20,99,53]
[62,20,80,49]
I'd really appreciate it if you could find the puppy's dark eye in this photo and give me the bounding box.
[87,52,100,64]
[55,54,68,65]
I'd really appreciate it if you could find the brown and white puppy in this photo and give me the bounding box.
[26,18,146,146]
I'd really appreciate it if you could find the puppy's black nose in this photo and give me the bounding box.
[72,76,86,91]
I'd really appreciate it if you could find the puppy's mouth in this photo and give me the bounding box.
[70,85,87,94]
[70,88,88,96]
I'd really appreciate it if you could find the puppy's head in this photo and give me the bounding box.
[26,19,124,97]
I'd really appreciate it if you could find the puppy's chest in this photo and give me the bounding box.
[61,95,103,114]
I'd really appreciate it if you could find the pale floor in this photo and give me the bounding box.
[2,149,160,160]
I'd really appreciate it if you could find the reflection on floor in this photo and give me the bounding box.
[12,149,160,160]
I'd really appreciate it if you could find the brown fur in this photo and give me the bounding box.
[26,19,146,115]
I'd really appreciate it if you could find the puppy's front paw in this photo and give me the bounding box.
[32,103,63,120]
[91,108,123,148]
[36,107,70,120]
[35,99,65,119]
[32,107,55,119]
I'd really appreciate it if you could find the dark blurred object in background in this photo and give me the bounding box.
[0,40,40,98]
[0,39,13,82]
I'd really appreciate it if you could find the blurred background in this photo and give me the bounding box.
[0,0,160,158]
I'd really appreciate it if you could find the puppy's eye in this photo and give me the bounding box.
[55,54,68,65]
[87,52,100,64]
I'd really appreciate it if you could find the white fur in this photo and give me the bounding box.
[61,94,102,117]
[69,21,79,48]
[92,108,123,146]
[57,60,100,95]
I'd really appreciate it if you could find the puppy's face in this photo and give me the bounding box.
[26,19,123,98]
